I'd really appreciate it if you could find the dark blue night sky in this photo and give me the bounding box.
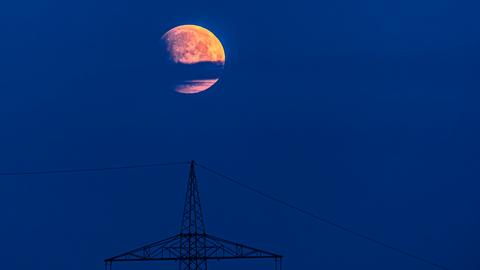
[0,0,479,269]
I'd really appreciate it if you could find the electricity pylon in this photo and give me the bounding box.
[104,160,283,270]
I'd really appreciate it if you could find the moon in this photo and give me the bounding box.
[161,25,225,94]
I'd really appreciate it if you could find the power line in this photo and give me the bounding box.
[0,159,451,269]
[196,162,450,270]
[0,161,189,176]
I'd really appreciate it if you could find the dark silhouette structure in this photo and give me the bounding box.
[104,160,283,270]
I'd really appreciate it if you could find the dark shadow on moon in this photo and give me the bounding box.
[166,61,224,80]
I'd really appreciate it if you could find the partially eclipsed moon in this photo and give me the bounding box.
[161,25,225,94]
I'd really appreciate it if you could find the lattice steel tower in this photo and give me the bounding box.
[179,161,207,270]
[105,160,283,270]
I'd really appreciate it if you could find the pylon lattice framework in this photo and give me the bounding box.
[104,161,283,270]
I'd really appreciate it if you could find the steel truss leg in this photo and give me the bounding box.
[274,258,282,270]
[274,257,283,270]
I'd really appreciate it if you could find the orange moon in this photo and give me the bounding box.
[161,25,225,94]
[162,25,225,64]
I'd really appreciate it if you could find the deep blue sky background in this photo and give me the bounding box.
[0,0,479,269]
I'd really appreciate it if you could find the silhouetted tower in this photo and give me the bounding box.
[105,160,282,270]
[179,161,207,270]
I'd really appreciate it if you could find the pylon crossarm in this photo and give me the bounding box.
[104,234,182,262]
[204,234,282,259]
[105,233,282,263]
